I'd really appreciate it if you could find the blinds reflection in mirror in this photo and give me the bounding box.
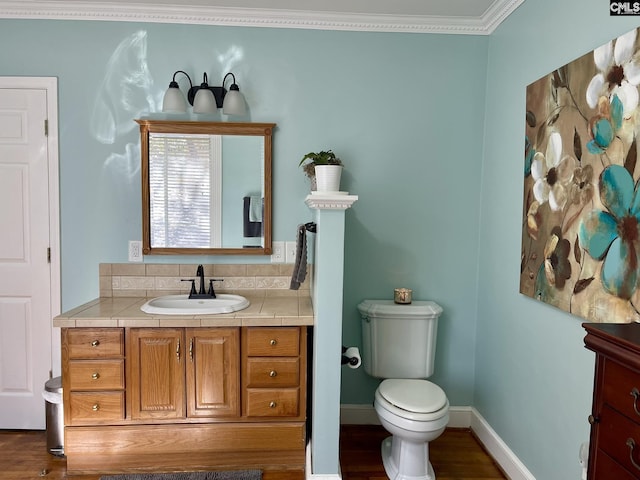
[149,133,222,248]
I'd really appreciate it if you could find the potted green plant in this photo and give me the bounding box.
[299,150,343,192]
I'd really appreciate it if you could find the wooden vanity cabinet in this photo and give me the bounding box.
[584,323,640,479]
[61,325,307,475]
[128,327,239,420]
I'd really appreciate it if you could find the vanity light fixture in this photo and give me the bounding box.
[161,71,246,116]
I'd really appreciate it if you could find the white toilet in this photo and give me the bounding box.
[358,299,449,480]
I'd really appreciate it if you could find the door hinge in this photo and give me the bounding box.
[44,119,48,137]
[47,247,51,263]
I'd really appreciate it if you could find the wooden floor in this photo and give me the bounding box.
[0,426,506,480]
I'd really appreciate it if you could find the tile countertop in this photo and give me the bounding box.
[53,293,314,328]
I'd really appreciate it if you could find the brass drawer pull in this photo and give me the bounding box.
[270,339,277,346]
[627,438,640,471]
[269,401,277,408]
[269,370,277,377]
[631,388,640,417]
[91,340,100,347]
[92,404,100,412]
[91,372,100,380]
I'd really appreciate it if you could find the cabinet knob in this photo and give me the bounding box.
[92,404,100,412]
[588,414,599,425]
[269,370,277,377]
[270,339,277,346]
[91,340,100,347]
[91,372,100,380]
[269,401,277,408]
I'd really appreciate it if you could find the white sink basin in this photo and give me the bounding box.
[140,294,250,315]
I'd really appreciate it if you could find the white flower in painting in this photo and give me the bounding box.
[586,29,640,119]
[531,132,576,211]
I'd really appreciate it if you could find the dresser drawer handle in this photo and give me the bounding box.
[269,370,277,377]
[270,339,277,346]
[632,388,640,417]
[269,401,277,408]
[91,372,100,380]
[92,404,100,412]
[91,340,100,347]
[627,438,640,471]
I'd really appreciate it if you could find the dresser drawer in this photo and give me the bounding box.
[599,404,640,476]
[602,359,640,422]
[592,448,638,480]
[68,391,125,424]
[246,358,300,387]
[67,328,124,359]
[245,327,300,357]
[245,389,299,417]
[68,359,124,390]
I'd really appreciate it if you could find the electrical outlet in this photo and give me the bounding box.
[271,241,285,263]
[128,240,143,262]
[285,241,297,263]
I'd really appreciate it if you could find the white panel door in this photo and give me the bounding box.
[0,86,53,429]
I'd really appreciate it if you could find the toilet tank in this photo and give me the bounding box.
[358,299,443,379]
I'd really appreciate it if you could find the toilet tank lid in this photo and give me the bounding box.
[357,299,443,319]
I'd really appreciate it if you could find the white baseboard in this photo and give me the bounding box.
[339,404,535,480]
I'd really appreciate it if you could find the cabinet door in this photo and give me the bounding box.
[128,328,185,420]
[186,328,240,417]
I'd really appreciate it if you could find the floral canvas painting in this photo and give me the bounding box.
[521,27,640,323]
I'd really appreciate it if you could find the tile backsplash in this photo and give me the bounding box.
[100,263,311,298]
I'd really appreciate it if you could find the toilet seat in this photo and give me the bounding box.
[376,379,448,422]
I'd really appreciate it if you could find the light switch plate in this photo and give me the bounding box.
[271,241,285,263]
[285,241,297,263]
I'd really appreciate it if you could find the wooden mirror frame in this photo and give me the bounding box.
[137,119,275,255]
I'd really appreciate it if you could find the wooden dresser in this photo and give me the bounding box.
[583,323,640,479]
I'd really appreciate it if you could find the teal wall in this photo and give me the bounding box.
[477,1,640,479]
[3,2,636,476]
[0,19,487,410]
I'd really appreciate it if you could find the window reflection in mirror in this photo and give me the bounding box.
[137,120,274,255]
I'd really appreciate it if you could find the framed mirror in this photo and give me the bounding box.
[136,119,275,255]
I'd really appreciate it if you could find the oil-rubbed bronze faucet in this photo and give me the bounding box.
[181,265,223,299]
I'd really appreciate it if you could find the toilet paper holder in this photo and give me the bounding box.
[341,345,361,368]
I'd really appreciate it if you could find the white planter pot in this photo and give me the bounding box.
[314,165,343,192]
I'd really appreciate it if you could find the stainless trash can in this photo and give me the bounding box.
[43,376,64,456]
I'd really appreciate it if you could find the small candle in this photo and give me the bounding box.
[394,288,412,304]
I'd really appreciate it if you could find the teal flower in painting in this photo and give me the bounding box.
[525,135,535,177]
[586,94,624,154]
[579,165,640,300]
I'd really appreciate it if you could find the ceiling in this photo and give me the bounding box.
[0,0,525,34]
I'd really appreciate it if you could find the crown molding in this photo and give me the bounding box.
[0,0,524,35]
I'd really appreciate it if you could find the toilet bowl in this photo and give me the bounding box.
[374,379,449,480]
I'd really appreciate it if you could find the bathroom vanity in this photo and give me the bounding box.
[54,294,312,475]
[583,322,640,479]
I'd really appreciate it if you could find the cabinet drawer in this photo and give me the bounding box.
[68,360,124,390]
[67,328,124,359]
[599,404,640,476]
[245,389,299,417]
[246,358,299,387]
[245,328,299,357]
[68,391,125,424]
[603,359,640,423]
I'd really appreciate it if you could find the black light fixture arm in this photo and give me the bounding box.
[170,70,193,90]
[187,71,228,108]
[223,72,240,92]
